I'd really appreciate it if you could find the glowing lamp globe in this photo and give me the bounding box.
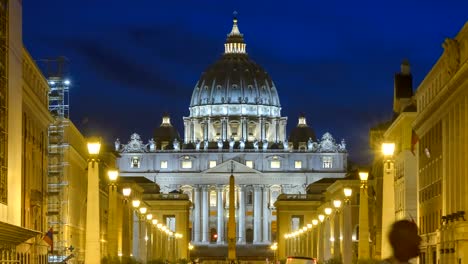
[359,172,369,181]
[132,199,140,208]
[382,142,395,156]
[87,139,101,155]
[343,188,352,197]
[107,170,118,182]
[122,188,132,197]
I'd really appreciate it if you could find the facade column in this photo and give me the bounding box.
[280,119,287,142]
[262,186,270,243]
[184,118,190,143]
[222,117,228,141]
[193,185,201,243]
[241,117,247,140]
[203,118,209,142]
[259,117,266,141]
[217,186,224,244]
[190,119,195,142]
[274,118,279,143]
[202,185,210,243]
[253,185,262,243]
[238,185,246,244]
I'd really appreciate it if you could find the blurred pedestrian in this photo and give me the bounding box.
[380,220,421,263]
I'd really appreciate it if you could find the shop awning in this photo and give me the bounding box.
[0,221,41,245]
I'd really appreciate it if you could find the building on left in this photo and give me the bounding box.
[0,0,53,262]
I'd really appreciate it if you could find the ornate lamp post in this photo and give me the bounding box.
[381,142,395,259]
[311,219,318,258]
[138,206,148,263]
[270,242,278,264]
[318,214,325,261]
[333,200,342,259]
[358,171,370,260]
[107,169,119,258]
[122,187,132,258]
[324,207,333,260]
[342,188,353,264]
[85,138,101,264]
[188,243,194,262]
[131,198,140,259]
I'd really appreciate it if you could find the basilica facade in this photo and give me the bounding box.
[115,17,348,247]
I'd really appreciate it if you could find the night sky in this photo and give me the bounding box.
[23,1,468,165]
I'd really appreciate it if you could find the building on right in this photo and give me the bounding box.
[411,22,468,263]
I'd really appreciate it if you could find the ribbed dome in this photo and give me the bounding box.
[288,115,317,149]
[153,114,181,150]
[189,17,281,118]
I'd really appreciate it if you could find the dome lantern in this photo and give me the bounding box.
[224,13,246,54]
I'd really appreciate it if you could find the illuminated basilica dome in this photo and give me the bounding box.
[189,17,281,116]
[184,17,287,144]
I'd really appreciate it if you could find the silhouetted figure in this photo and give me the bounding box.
[381,220,422,263]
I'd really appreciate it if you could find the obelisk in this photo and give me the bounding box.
[227,169,237,262]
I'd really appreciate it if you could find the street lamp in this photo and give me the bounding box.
[85,138,101,264]
[122,187,132,258]
[317,214,325,261]
[188,243,194,262]
[342,188,353,264]
[138,206,148,263]
[358,171,370,260]
[381,142,395,259]
[107,169,119,257]
[271,242,278,264]
[333,200,342,259]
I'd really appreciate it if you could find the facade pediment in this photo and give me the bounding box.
[203,160,261,174]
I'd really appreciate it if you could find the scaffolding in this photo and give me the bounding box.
[45,57,71,263]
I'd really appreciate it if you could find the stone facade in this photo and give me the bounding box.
[413,21,468,264]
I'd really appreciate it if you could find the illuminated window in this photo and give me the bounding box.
[270,160,281,169]
[182,160,192,169]
[210,190,217,206]
[322,156,333,168]
[160,161,168,169]
[209,160,217,168]
[131,157,140,168]
[246,160,253,168]
[295,161,302,169]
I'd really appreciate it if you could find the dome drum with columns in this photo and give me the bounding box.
[185,16,287,145]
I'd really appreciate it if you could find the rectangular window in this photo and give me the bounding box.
[209,160,217,168]
[246,160,253,168]
[182,160,192,169]
[271,160,281,169]
[322,156,333,168]
[294,160,302,169]
[131,157,140,168]
[160,161,168,169]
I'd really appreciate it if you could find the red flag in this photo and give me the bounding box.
[43,228,53,252]
[411,130,419,155]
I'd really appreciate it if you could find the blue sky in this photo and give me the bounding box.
[23,0,468,164]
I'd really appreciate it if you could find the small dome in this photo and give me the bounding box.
[288,115,317,149]
[153,114,181,150]
[189,16,281,118]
